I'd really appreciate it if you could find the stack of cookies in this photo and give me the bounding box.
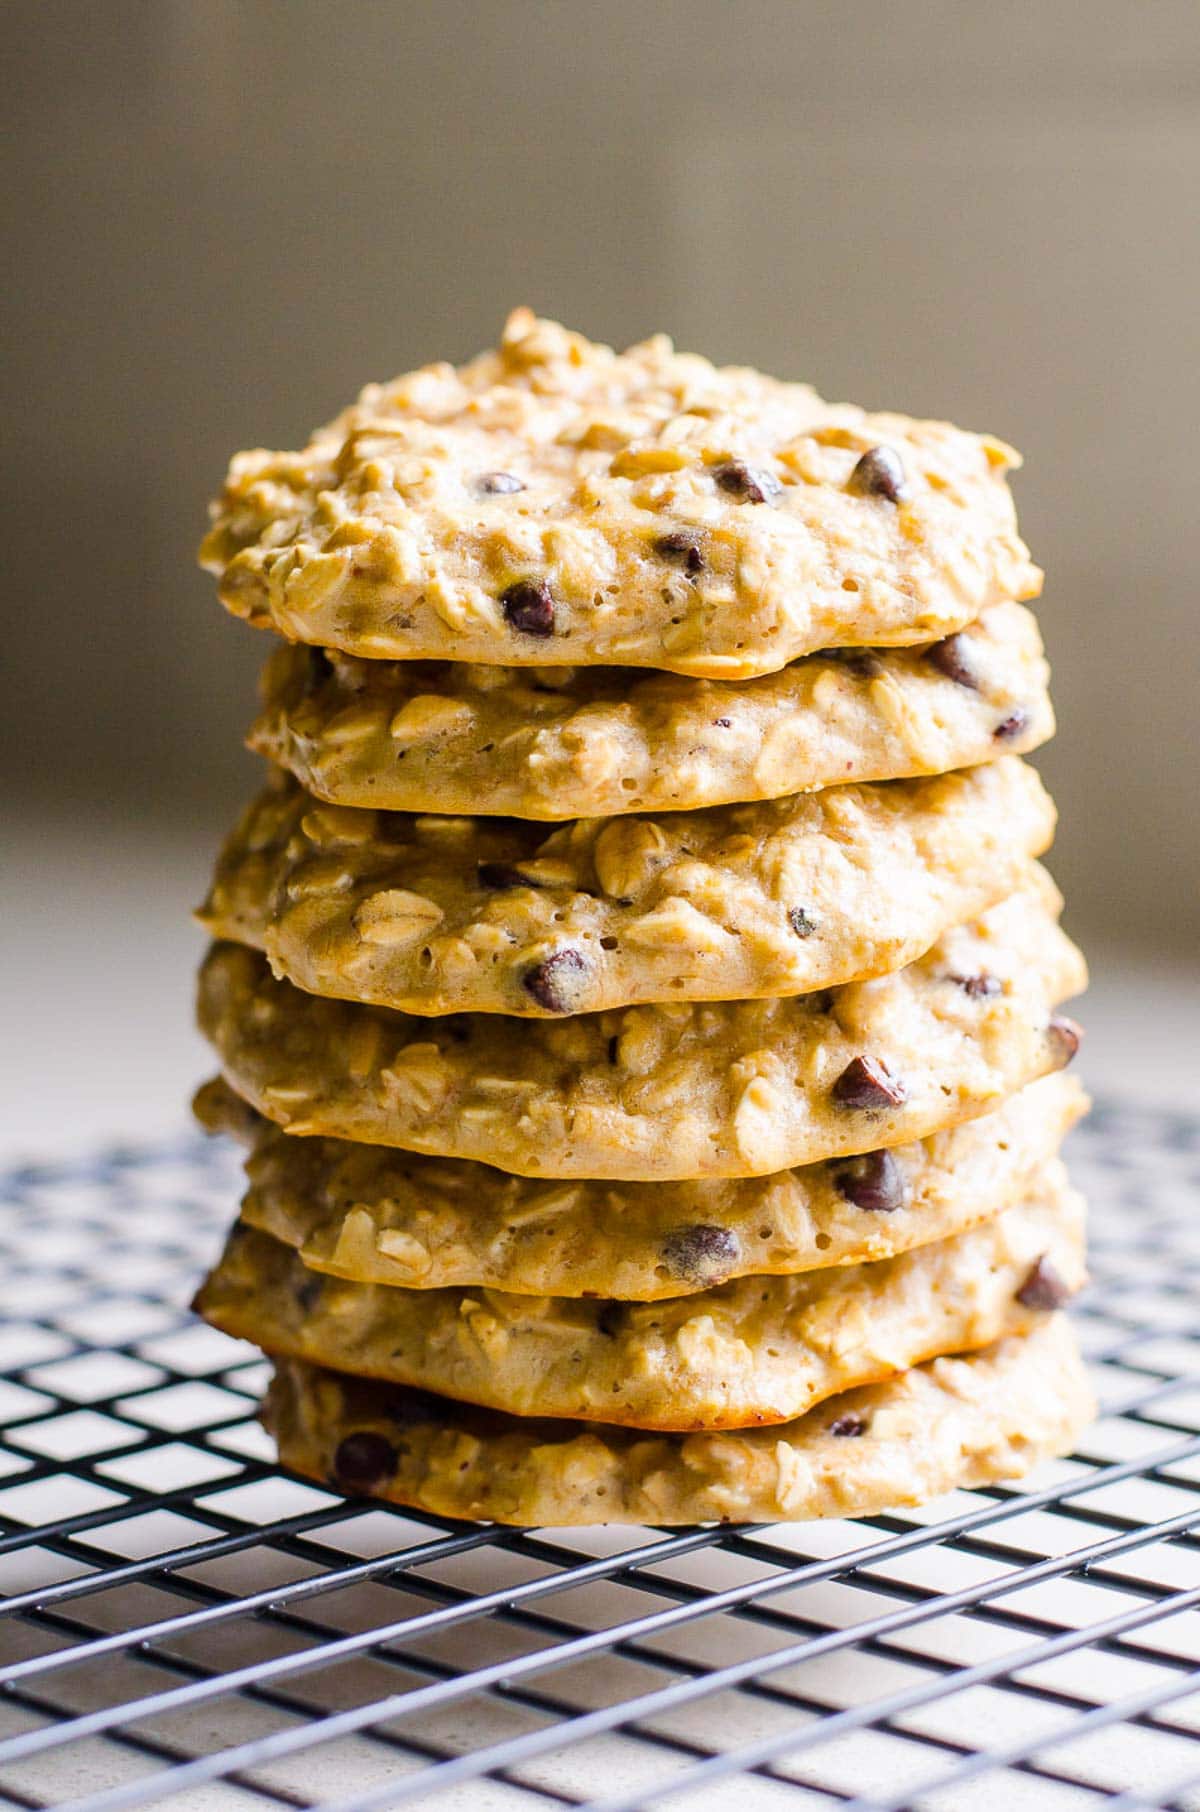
[192,311,1092,1526]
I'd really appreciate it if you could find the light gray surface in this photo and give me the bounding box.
[3,0,1200,958]
[3,818,1197,1163]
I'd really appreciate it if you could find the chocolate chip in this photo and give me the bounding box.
[828,1412,868,1438]
[1047,1015,1083,1066]
[848,445,907,502]
[924,633,980,689]
[296,1274,323,1312]
[789,907,819,939]
[713,716,732,728]
[949,972,1003,999]
[332,1431,397,1492]
[655,530,704,574]
[476,471,525,495]
[1016,1255,1074,1311]
[597,1303,627,1338]
[830,648,884,679]
[478,861,544,890]
[522,948,591,1013]
[303,648,334,694]
[500,579,555,638]
[661,1224,741,1285]
[993,709,1030,741]
[713,460,781,505]
[832,1055,908,1109]
[833,1149,908,1212]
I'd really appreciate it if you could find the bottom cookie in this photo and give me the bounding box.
[263,1318,1092,1526]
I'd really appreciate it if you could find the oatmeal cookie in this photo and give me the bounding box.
[196,878,1085,1180]
[197,1187,1084,1432]
[199,757,1054,1017]
[196,1072,1086,1299]
[201,311,1040,679]
[249,601,1053,818]
[263,1318,1092,1524]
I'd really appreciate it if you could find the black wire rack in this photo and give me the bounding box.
[2,1102,1200,1812]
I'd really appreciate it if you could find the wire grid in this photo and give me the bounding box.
[1,1105,1199,1811]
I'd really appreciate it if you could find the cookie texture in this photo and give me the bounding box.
[200,311,1040,679]
[199,757,1055,1017]
[196,878,1085,1180]
[250,601,1053,819]
[196,1186,1084,1432]
[197,1072,1086,1299]
[263,1318,1092,1524]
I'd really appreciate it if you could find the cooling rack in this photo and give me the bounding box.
[1,1102,1199,1812]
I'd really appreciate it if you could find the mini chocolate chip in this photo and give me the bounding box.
[924,633,981,690]
[949,972,1003,999]
[789,907,819,939]
[597,1303,627,1338]
[302,648,334,694]
[832,1055,908,1109]
[829,647,884,679]
[661,1224,741,1285]
[848,445,907,502]
[828,1412,868,1438]
[500,579,556,638]
[713,459,781,505]
[332,1430,397,1492]
[1047,1015,1083,1065]
[994,709,1030,741]
[655,530,704,574]
[476,471,525,495]
[599,935,619,951]
[834,1149,908,1213]
[296,1274,323,1312]
[1016,1255,1074,1311]
[713,716,732,728]
[522,948,591,1013]
[478,861,544,890]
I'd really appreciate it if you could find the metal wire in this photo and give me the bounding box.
[1,1099,1199,1811]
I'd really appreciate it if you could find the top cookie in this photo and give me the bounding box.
[200,310,1041,679]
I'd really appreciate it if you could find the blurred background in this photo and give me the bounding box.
[4,0,1199,1149]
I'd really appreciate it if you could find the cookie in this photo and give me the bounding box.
[196,1185,1084,1433]
[196,1072,1086,1299]
[199,757,1055,1018]
[200,310,1040,680]
[263,1318,1092,1524]
[197,877,1085,1179]
[249,601,1053,820]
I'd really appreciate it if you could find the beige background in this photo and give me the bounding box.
[4,0,1199,1137]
